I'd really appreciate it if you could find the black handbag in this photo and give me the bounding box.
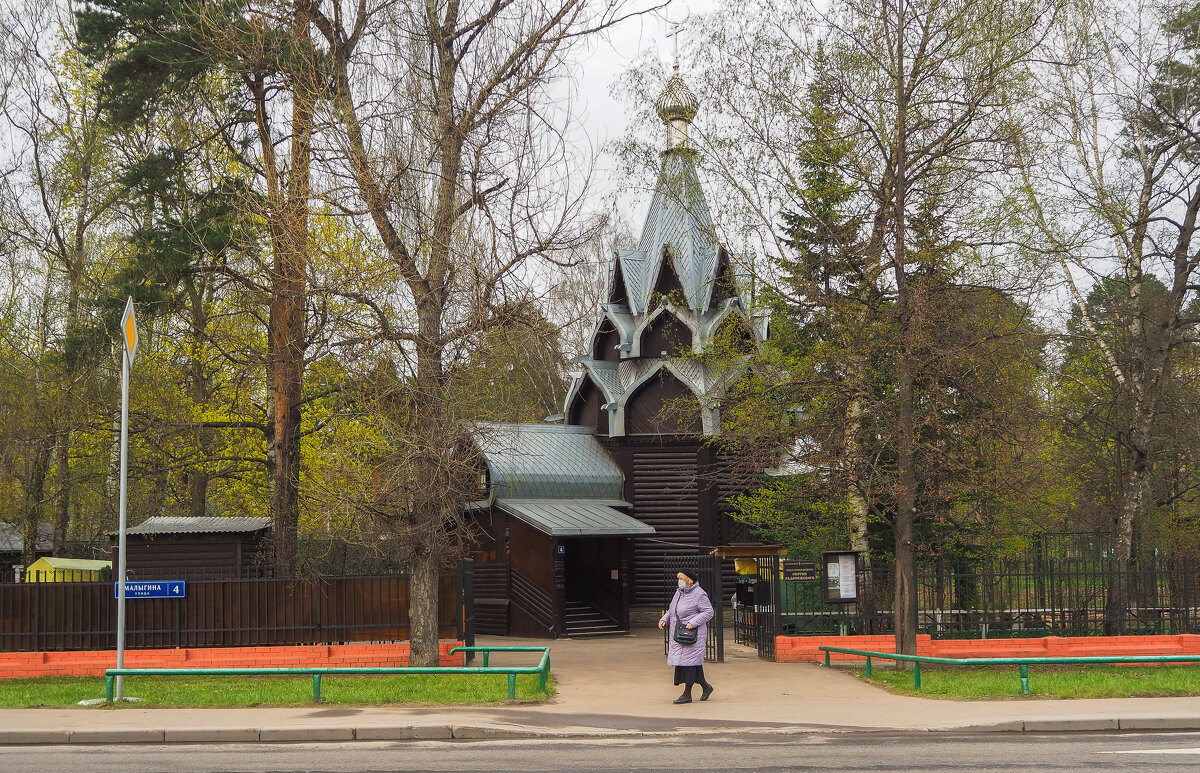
[673,621,699,645]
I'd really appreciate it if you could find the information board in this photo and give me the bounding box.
[821,551,860,604]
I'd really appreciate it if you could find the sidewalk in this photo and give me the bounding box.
[3,630,1200,745]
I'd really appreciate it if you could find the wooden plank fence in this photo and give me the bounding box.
[0,573,467,651]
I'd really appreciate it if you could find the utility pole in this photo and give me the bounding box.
[115,297,137,701]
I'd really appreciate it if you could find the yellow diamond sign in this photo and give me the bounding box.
[120,297,138,363]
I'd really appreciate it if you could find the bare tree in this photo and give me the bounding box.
[311,0,661,663]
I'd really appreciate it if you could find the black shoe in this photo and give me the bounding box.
[673,696,692,704]
[700,685,714,701]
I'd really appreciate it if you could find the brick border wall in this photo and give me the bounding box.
[0,641,466,678]
[775,634,1200,663]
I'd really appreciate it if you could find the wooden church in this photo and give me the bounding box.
[467,65,766,638]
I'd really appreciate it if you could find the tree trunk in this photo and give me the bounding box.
[408,531,442,666]
[52,438,71,556]
[1108,418,1152,633]
[265,14,314,577]
[22,437,52,568]
[890,0,919,659]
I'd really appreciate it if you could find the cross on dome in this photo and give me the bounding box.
[655,23,699,149]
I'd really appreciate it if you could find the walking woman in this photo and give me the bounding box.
[658,568,715,704]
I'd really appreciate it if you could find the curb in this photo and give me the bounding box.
[4,718,1200,745]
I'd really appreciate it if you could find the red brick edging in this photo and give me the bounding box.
[0,642,466,679]
[775,633,1200,663]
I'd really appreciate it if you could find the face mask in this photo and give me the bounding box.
[678,580,688,589]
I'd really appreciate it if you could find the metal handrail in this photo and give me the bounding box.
[819,645,1200,694]
[104,646,550,702]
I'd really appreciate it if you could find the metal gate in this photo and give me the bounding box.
[731,555,780,660]
[662,555,724,662]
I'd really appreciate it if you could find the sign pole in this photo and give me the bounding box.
[115,298,138,701]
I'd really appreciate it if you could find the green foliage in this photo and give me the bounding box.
[445,303,568,424]
[730,475,855,557]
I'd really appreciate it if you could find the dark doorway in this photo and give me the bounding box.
[561,538,627,636]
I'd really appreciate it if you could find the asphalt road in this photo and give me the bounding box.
[8,732,1200,772]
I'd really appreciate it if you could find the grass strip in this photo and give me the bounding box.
[858,664,1200,699]
[0,673,554,708]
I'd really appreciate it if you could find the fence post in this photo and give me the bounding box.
[708,555,724,663]
[33,579,40,651]
[771,555,782,647]
[458,558,475,664]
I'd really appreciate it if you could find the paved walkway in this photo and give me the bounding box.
[4,630,1200,744]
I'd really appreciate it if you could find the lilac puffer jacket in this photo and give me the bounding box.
[660,582,713,667]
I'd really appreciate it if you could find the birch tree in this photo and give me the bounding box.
[1020,0,1200,629]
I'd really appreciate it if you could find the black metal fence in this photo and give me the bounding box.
[778,555,1200,638]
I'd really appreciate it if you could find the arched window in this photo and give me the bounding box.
[709,313,755,355]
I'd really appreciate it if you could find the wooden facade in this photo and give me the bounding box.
[110,517,272,580]
[0,574,462,651]
[466,71,766,637]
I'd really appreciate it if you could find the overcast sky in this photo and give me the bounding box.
[570,1,717,217]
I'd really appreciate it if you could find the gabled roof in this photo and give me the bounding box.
[124,516,272,536]
[27,557,110,571]
[473,423,624,501]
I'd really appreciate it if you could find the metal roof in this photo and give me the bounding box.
[473,423,624,500]
[618,151,721,315]
[125,516,272,536]
[0,521,52,553]
[496,499,655,537]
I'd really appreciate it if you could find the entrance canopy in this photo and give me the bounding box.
[496,499,655,537]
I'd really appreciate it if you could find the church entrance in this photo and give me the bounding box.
[560,537,629,637]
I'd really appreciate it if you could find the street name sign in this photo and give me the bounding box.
[114,580,186,599]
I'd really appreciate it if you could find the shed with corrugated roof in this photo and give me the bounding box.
[109,516,272,580]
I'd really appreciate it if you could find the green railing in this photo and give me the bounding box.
[819,645,1200,695]
[104,646,550,702]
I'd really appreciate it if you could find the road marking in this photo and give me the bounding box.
[1101,748,1200,755]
